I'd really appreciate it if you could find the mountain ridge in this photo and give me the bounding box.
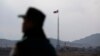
[0,33,100,48]
[73,33,100,47]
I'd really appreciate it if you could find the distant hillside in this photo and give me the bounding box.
[0,39,17,48]
[73,33,100,47]
[0,38,61,48]
[1,33,99,48]
[49,38,65,48]
[49,38,91,48]
[0,38,90,48]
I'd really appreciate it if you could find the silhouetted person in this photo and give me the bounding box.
[10,7,57,56]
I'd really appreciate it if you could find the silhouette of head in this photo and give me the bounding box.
[19,7,45,33]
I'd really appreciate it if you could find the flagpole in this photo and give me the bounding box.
[57,10,60,50]
[56,10,60,50]
[53,10,60,50]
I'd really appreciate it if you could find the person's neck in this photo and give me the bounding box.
[24,28,44,38]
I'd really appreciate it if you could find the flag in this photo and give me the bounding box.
[53,10,59,13]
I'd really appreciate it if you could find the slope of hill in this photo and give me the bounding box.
[0,38,82,48]
[1,33,99,48]
[0,39,17,48]
[73,33,100,47]
[49,38,91,48]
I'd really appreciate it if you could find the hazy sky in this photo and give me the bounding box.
[0,0,100,41]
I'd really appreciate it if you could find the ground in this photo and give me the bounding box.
[0,48,100,56]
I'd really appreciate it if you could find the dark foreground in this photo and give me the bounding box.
[0,47,100,56]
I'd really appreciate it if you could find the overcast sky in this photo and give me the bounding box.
[0,0,100,41]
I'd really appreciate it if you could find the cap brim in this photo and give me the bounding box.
[18,15,25,18]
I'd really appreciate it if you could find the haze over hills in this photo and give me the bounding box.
[49,38,91,48]
[50,33,100,48]
[73,33,100,47]
[0,39,17,48]
[0,33,100,48]
[0,38,92,48]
